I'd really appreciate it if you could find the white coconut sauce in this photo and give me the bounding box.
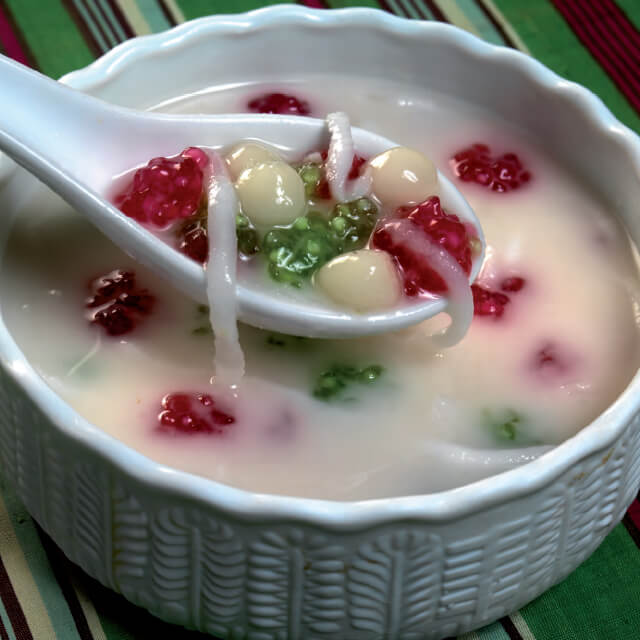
[1,75,639,500]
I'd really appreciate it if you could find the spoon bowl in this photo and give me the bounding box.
[0,55,484,338]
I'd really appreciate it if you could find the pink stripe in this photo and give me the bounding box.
[0,5,30,67]
[299,0,327,8]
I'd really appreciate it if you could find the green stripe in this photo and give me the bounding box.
[70,0,109,53]
[470,620,513,640]
[492,0,640,133]
[399,0,434,20]
[519,524,640,640]
[84,0,119,48]
[0,599,18,640]
[136,0,172,32]
[175,0,294,20]
[450,0,507,46]
[96,0,127,41]
[0,480,82,639]
[384,0,409,18]
[4,0,94,78]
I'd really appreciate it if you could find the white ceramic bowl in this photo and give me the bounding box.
[1,7,640,639]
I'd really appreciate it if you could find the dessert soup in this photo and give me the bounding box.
[2,75,639,500]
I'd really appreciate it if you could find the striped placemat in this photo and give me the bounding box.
[0,1,639,639]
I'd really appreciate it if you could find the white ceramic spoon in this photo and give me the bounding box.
[0,55,484,338]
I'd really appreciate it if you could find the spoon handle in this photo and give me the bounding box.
[0,56,485,338]
[0,55,125,187]
[0,55,209,305]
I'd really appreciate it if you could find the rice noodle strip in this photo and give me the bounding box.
[385,220,473,347]
[325,112,371,202]
[205,152,245,386]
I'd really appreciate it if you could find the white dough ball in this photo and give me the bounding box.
[235,161,306,226]
[315,249,402,312]
[225,142,279,181]
[368,147,438,209]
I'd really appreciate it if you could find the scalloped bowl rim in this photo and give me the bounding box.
[2,5,639,528]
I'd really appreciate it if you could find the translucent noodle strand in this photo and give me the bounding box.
[325,112,371,202]
[205,152,245,386]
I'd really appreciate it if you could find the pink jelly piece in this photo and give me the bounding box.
[471,276,526,319]
[181,146,209,169]
[247,92,311,116]
[451,143,531,192]
[348,154,367,180]
[500,276,526,292]
[471,284,510,318]
[372,196,474,295]
[157,392,235,435]
[86,269,155,336]
[115,148,207,228]
[179,226,208,264]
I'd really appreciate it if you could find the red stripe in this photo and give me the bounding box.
[298,0,328,8]
[551,0,640,108]
[627,496,640,531]
[500,616,525,640]
[559,0,640,88]
[623,514,640,549]
[36,526,95,640]
[0,4,31,67]
[551,0,640,114]
[574,0,640,84]
[0,554,33,640]
[622,492,640,549]
[593,0,640,48]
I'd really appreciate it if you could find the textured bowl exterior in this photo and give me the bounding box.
[1,7,640,640]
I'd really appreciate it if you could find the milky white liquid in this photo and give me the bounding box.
[2,75,639,500]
